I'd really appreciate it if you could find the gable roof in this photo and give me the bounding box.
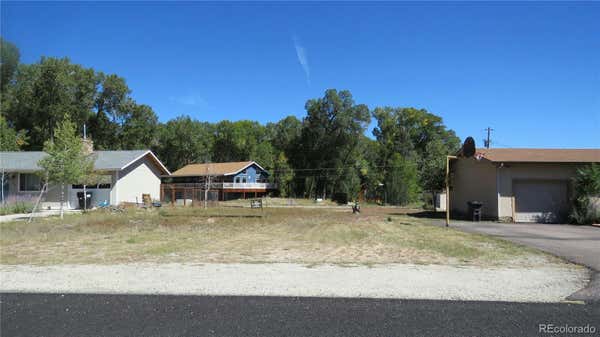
[474,148,600,163]
[171,161,266,177]
[0,150,170,174]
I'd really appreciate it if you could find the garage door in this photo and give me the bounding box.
[513,180,569,223]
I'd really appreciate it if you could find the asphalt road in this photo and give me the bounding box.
[2,293,599,337]
[426,219,600,302]
[444,221,600,271]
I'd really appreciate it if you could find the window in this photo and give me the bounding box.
[242,177,247,183]
[72,184,111,189]
[19,173,42,192]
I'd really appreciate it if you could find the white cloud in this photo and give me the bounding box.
[293,36,310,85]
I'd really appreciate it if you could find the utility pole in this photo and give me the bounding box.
[204,165,210,209]
[484,127,494,149]
[83,124,87,211]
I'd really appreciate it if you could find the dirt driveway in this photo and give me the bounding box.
[435,220,600,302]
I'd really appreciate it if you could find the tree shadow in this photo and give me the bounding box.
[390,211,447,219]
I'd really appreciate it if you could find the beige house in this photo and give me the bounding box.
[449,148,600,223]
[1,150,170,209]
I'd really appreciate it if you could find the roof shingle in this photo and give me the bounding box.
[475,148,600,163]
[171,161,256,176]
[0,150,168,173]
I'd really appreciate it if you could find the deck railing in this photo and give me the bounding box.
[162,182,276,190]
[222,182,276,189]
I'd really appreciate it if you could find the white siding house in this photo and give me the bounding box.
[1,150,170,209]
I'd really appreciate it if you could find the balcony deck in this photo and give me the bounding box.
[161,182,276,190]
[222,182,276,190]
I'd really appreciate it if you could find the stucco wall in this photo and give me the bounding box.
[449,158,498,218]
[116,156,162,204]
[497,163,580,219]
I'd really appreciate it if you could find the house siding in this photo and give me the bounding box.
[451,159,585,222]
[231,164,265,183]
[496,163,580,220]
[3,173,65,209]
[450,157,499,218]
[116,156,162,204]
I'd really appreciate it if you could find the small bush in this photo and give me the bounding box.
[570,164,600,225]
[0,201,34,215]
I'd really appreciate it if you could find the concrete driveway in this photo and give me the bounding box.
[444,220,600,302]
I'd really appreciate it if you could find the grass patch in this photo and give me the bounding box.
[0,206,561,267]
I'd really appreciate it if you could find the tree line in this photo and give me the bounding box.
[0,38,460,205]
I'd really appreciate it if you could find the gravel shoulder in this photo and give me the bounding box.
[0,263,589,303]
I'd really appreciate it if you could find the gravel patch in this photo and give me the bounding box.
[0,263,588,303]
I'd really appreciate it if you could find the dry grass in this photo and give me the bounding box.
[0,206,560,266]
[220,197,339,207]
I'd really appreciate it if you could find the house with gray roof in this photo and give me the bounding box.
[0,150,170,209]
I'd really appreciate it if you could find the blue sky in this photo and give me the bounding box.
[2,1,599,148]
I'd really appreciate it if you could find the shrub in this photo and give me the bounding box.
[570,164,600,225]
[0,201,34,215]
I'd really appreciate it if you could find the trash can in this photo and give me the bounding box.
[467,201,483,221]
[77,191,93,209]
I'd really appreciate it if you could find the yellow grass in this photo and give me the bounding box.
[0,206,561,266]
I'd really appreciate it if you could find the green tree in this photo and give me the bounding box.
[292,89,370,199]
[252,141,275,169]
[155,116,213,171]
[120,104,159,149]
[0,38,20,92]
[1,115,28,204]
[0,115,27,151]
[212,120,270,163]
[1,57,150,151]
[385,153,420,205]
[89,73,132,149]
[266,115,302,154]
[372,106,460,205]
[38,118,95,218]
[271,152,294,197]
[3,57,96,149]
[355,135,382,202]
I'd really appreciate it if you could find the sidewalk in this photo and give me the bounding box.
[0,209,81,223]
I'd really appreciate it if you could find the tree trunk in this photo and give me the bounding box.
[1,169,5,206]
[28,183,47,223]
[60,183,64,219]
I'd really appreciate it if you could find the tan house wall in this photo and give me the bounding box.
[451,160,584,221]
[449,158,498,218]
[115,156,162,204]
[497,163,580,220]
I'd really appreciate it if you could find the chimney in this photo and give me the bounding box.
[82,137,94,155]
